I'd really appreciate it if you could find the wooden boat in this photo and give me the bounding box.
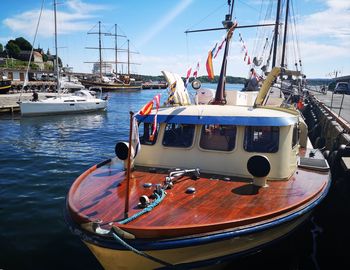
[82,22,142,92]
[65,3,331,269]
[80,75,142,91]
[0,75,11,94]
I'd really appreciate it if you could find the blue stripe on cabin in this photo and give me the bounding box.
[135,115,297,126]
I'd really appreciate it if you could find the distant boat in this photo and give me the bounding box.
[20,89,107,116]
[19,0,107,116]
[80,22,142,91]
[65,1,331,269]
[0,74,11,94]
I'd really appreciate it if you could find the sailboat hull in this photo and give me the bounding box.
[20,100,107,116]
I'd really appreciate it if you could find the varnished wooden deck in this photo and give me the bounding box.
[67,155,329,239]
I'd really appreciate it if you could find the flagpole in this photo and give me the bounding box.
[124,111,134,218]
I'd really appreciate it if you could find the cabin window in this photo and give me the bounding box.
[292,124,299,148]
[162,123,195,148]
[139,122,159,145]
[200,124,236,151]
[244,126,279,153]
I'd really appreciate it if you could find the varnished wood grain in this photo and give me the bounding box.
[67,153,329,239]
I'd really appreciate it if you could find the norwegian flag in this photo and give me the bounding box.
[193,62,200,79]
[185,67,192,87]
[213,38,226,59]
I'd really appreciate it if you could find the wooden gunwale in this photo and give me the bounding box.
[67,156,329,239]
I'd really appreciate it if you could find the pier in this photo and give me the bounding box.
[0,93,60,114]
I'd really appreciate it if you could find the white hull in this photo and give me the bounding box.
[20,90,107,116]
[20,101,107,116]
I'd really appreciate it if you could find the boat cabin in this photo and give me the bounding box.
[128,105,307,185]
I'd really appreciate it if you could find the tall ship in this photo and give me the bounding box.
[79,22,142,91]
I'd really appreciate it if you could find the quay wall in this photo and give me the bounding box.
[302,92,350,191]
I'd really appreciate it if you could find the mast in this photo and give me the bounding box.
[98,21,103,80]
[115,24,118,74]
[281,0,290,68]
[127,39,130,76]
[54,0,60,91]
[211,0,235,105]
[272,0,281,68]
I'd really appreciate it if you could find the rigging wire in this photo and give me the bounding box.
[19,0,45,101]
[185,2,227,32]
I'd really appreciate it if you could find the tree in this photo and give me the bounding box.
[5,40,21,58]
[14,37,32,51]
[0,43,3,53]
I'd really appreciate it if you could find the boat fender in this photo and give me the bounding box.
[112,225,136,240]
[192,79,201,90]
[322,150,330,160]
[247,155,271,187]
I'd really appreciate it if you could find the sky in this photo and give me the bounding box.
[1,0,349,79]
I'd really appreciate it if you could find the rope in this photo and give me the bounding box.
[111,188,179,268]
[118,188,166,224]
[111,232,176,268]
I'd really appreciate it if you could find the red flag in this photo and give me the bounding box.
[214,38,226,58]
[150,94,161,141]
[206,51,214,80]
[193,62,199,78]
[185,67,192,87]
[139,100,153,115]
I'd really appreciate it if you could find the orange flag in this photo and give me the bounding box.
[206,50,214,80]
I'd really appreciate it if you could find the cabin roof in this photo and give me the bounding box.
[136,105,298,126]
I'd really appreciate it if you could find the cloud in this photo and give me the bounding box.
[299,0,350,40]
[2,0,108,38]
[138,0,194,48]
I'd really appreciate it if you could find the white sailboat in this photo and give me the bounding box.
[19,0,107,117]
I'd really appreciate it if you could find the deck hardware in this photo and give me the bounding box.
[186,187,196,194]
[155,184,162,195]
[143,183,152,188]
[139,195,150,208]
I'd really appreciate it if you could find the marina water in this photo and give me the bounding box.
[0,84,346,269]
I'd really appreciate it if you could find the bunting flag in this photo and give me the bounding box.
[193,62,200,79]
[131,116,140,158]
[213,38,226,59]
[185,67,192,87]
[239,32,251,66]
[211,42,218,58]
[206,50,214,80]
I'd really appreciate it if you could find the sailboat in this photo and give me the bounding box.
[19,1,107,117]
[79,22,142,91]
[65,1,331,269]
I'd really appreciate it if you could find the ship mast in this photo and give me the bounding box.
[272,0,281,68]
[281,0,290,68]
[184,0,276,105]
[54,0,60,91]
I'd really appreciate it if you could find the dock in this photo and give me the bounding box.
[0,93,59,114]
[141,82,168,89]
[307,88,350,128]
